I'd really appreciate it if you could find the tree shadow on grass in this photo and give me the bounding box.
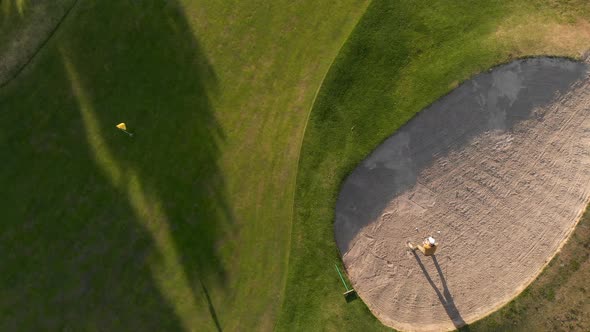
[0,0,231,330]
[200,278,223,332]
[0,0,77,86]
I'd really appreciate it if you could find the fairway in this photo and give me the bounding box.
[2,0,590,331]
[0,0,370,330]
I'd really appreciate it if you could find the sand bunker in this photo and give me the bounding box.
[335,57,590,331]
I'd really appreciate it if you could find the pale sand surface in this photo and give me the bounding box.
[335,58,590,331]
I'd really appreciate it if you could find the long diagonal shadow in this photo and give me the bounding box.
[412,252,468,330]
[199,279,222,332]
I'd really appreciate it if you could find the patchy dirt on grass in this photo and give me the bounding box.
[0,0,75,86]
[335,58,590,332]
[493,17,590,58]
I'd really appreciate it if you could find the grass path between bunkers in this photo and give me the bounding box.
[280,0,590,330]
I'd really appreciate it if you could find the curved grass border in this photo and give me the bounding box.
[1,1,381,330]
[0,0,78,88]
[280,0,590,330]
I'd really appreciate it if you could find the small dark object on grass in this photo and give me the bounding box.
[344,289,358,302]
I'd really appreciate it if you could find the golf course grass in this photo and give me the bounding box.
[280,0,590,330]
[1,0,590,331]
[0,0,369,330]
[0,0,76,85]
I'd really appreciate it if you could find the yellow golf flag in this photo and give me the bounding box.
[116,123,127,131]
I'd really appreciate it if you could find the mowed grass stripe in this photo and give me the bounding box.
[281,0,590,330]
[180,1,371,330]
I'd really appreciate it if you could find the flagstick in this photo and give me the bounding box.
[121,129,133,137]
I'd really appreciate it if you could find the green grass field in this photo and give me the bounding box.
[1,0,589,331]
[0,0,370,330]
[0,0,76,84]
[280,0,590,330]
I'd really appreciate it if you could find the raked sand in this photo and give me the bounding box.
[335,58,590,331]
